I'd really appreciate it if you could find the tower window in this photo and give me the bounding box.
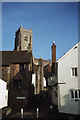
[30,35,31,43]
[24,37,28,41]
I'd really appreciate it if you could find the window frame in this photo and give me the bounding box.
[71,67,78,77]
[70,90,80,100]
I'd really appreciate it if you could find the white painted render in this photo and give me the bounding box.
[57,42,80,115]
[0,79,8,109]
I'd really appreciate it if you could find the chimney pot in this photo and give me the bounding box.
[53,41,55,45]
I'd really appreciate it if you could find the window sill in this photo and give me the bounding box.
[71,76,78,78]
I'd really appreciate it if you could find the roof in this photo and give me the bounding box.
[1,51,32,66]
[34,57,51,62]
[57,41,80,63]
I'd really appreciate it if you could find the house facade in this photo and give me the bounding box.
[0,79,8,109]
[57,41,80,115]
[45,41,80,115]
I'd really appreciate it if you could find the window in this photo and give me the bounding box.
[19,64,24,71]
[79,90,80,98]
[70,90,80,99]
[75,90,78,98]
[30,35,31,43]
[24,35,28,41]
[71,68,77,76]
[71,91,74,98]
[14,80,22,89]
[24,37,28,41]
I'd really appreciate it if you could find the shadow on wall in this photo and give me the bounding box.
[59,90,79,115]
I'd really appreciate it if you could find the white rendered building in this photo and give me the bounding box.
[47,41,80,115]
[0,79,8,109]
[57,41,80,115]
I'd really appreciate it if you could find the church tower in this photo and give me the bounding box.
[14,26,32,52]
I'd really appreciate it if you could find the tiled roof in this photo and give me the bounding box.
[0,51,32,65]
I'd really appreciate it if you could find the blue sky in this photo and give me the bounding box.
[2,2,78,60]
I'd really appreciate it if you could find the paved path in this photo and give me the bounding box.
[2,93,69,119]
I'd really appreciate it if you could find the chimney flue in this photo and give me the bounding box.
[51,41,56,63]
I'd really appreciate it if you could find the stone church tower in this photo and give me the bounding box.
[14,26,51,95]
[14,26,32,52]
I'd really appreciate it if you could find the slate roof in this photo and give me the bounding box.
[0,51,32,66]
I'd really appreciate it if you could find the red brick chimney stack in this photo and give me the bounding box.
[51,41,56,63]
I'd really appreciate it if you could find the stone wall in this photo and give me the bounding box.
[33,57,52,94]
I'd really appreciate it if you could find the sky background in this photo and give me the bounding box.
[2,2,78,60]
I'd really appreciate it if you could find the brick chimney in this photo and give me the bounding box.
[51,41,56,63]
[51,41,56,74]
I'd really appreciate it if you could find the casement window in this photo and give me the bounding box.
[14,80,22,90]
[70,90,80,99]
[71,68,77,77]
[71,91,74,98]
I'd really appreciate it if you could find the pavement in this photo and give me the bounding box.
[2,92,75,120]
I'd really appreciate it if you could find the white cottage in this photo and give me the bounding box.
[47,41,80,115]
[57,41,80,115]
[51,41,80,115]
[0,79,8,109]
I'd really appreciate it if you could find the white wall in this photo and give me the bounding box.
[58,43,79,114]
[0,79,8,109]
[78,42,80,114]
